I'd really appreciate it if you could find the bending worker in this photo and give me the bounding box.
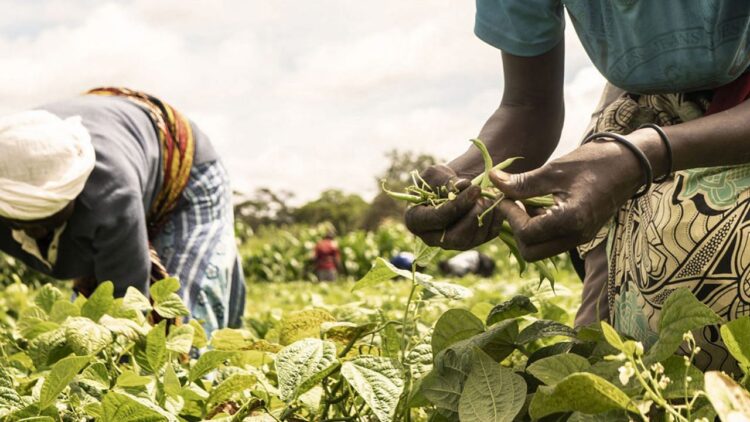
[406,2,750,373]
[0,87,245,334]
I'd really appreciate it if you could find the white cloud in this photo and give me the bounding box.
[0,1,604,203]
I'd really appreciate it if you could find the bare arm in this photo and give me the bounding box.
[406,41,565,250]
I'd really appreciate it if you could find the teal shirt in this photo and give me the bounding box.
[475,0,750,94]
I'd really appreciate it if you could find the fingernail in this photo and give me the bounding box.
[491,170,510,183]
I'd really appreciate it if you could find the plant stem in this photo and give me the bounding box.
[400,267,419,361]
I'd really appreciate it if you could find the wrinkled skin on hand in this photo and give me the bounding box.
[494,140,644,261]
[404,164,506,250]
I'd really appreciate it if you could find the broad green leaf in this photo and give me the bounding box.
[163,364,181,398]
[418,279,473,300]
[145,320,167,374]
[646,289,723,364]
[122,286,152,312]
[661,355,704,400]
[486,295,538,326]
[166,324,194,354]
[279,308,336,345]
[431,309,485,356]
[27,328,72,370]
[153,294,190,319]
[422,349,472,415]
[102,391,177,421]
[63,317,112,355]
[414,241,440,266]
[529,373,636,419]
[189,319,208,348]
[600,321,626,352]
[79,362,110,391]
[381,323,401,359]
[34,284,63,314]
[210,328,256,350]
[189,350,237,382]
[405,343,433,378]
[458,348,526,422]
[341,356,404,422]
[149,277,180,302]
[18,307,54,339]
[527,354,591,386]
[15,417,55,422]
[116,370,153,388]
[567,411,631,421]
[207,373,256,408]
[704,371,750,422]
[99,314,149,340]
[720,316,750,371]
[516,320,576,345]
[276,338,339,402]
[39,355,91,409]
[321,321,376,345]
[352,257,431,291]
[80,281,114,322]
[49,300,80,323]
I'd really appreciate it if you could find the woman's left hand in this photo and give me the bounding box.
[492,138,657,261]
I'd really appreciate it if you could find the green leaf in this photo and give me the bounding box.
[414,241,440,266]
[207,373,257,408]
[720,316,750,372]
[189,350,236,382]
[529,373,636,419]
[188,319,208,348]
[352,257,430,291]
[99,314,149,340]
[422,348,472,415]
[27,328,71,370]
[122,286,152,312]
[48,300,80,323]
[116,370,153,388]
[80,281,114,322]
[149,277,180,302]
[527,354,591,386]
[79,362,109,391]
[321,321,377,345]
[432,309,485,356]
[600,321,626,352]
[486,295,538,326]
[458,348,526,422]
[704,371,750,421]
[166,324,194,354]
[418,279,473,300]
[341,356,405,422]
[145,320,167,374]
[646,289,723,364]
[153,294,190,319]
[661,355,704,400]
[516,320,576,345]
[163,364,181,398]
[39,355,91,409]
[210,328,256,350]
[34,284,63,314]
[276,338,339,402]
[279,308,336,346]
[102,391,177,421]
[63,317,112,355]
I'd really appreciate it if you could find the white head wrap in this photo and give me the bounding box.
[0,110,95,221]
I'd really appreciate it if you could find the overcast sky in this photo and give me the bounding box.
[0,0,605,204]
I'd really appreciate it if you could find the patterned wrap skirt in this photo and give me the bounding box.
[578,90,749,373]
[151,160,246,334]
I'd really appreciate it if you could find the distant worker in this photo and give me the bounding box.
[0,87,245,334]
[389,251,416,271]
[314,231,341,281]
[438,251,495,278]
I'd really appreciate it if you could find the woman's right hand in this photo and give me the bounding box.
[404,164,506,250]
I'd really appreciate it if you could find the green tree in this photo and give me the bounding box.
[293,190,368,234]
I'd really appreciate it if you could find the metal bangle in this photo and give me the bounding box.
[638,123,674,183]
[583,131,653,199]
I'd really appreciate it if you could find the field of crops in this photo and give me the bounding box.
[1,223,750,421]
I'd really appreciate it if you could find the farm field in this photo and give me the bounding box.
[0,223,749,421]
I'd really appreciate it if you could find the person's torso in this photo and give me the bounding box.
[564,0,750,93]
[0,94,217,279]
[315,240,339,269]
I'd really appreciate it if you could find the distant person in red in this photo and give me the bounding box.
[314,231,341,282]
